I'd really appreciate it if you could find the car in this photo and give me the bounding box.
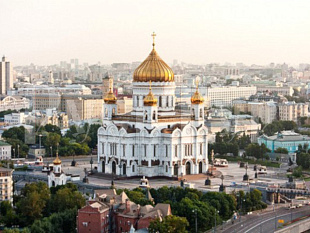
[297,204,303,208]
[287,205,296,210]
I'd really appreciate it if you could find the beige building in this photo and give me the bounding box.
[117,97,133,114]
[33,93,104,121]
[33,93,61,110]
[248,101,277,124]
[278,102,308,122]
[0,167,13,203]
[102,75,113,98]
[65,95,103,121]
[232,99,249,114]
[25,111,69,129]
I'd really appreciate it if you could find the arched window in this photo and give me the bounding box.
[153,111,156,120]
[159,96,162,107]
[132,165,135,173]
[166,165,168,172]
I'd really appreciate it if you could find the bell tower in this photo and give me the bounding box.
[143,81,158,123]
[191,81,204,122]
[103,79,117,120]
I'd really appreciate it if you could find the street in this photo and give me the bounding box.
[222,205,310,233]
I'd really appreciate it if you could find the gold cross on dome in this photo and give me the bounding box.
[149,80,152,91]
[151,32,156,48]
[109,79,113,91]
[195,79,199,91]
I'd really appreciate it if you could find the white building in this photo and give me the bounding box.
[4,112,25,125]
[206,86,257,107]
[0,167,14,202]
[0,141,11,160]
[11,84,91,96]
[48,152,80,188]
[0,56,13,95]
[0,96,30,112]
[48,154,67,187]
[97,36,209,177]
[257,86,294,96]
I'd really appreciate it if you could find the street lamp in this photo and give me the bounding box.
[39,134,42,148]
[17,144,20,158]
[12,148,15,159]
[214,209,219,233]
[90,156,93,174]
[50,146,53,157]
[192,209,197,233]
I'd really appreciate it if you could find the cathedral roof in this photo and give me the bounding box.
[133,33,174,83]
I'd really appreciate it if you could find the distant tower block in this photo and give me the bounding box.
[48,71,54,84]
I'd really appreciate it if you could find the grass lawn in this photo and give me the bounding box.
[216,155,280,168]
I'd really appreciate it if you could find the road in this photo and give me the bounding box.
[222,205,310,233]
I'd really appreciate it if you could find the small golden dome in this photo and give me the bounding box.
[53,153,61,165]
[191,83,204,105]
[104,79,117,104]
[133,32,174,82]
[144,81,158,106]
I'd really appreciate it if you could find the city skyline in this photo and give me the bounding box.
[1,0,310,66]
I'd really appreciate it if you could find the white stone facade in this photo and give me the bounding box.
[98,82,208,178]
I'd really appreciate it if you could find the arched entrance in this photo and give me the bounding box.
[112,161,116,174]
[174,164,178,176]
[102,161,105,173]
[122,163,126,175]
[186,162,191,175]
[199,161,203,173]
[52,181,55,187]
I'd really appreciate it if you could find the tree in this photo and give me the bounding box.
[2,126,26,142]
[149,215,189,233]
[0,201,18,227]
[48,186,85,213]
[238,133,251,150]
[274,147,288,154]
[16,182,50,225]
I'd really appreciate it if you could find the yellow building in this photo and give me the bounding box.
[117,97,133,114]
[0,168,13,203]
[65,95,103,121]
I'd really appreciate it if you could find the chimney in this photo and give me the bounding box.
[125,199,130,213]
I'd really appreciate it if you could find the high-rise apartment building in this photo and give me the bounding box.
[0,56,13,95]
[0,167,13,203]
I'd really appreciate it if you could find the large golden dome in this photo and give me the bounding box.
[133,33,174,82]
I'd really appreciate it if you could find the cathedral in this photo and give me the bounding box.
[97,33,208,177]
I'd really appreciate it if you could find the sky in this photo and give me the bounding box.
[1,0,310,66]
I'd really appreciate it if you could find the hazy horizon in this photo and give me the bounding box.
[1,0,310,66]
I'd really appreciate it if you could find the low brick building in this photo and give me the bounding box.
[77,200,110,233]
[77,189,172,233]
